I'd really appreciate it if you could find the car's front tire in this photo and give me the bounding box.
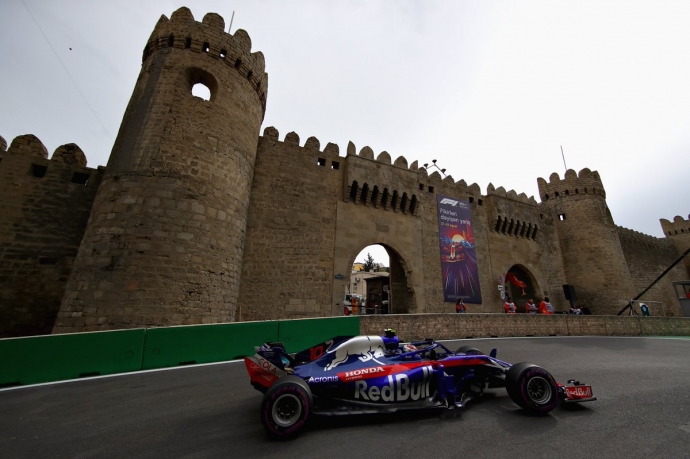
[505,362,559,415]
[260,376,312,440]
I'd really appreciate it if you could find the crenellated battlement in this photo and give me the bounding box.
[537,168,606,202]
[486,183,538,206]
[660,214,690,237]
[1,134,98,171]
[0,133,103,192]
[259,126,495,210]
[142,7,268,112]
[616,225,666,248]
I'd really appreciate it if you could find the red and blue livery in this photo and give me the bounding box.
[244,329,596,439]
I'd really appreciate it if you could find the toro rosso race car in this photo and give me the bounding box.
[244,330,596,439]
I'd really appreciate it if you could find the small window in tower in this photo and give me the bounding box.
[247,70,253,80]
[391,191,399,210]
[192,83,211,101]
[349,181,359,202]
[565,190,569,195]
[543,194,549,201]
[168,35,175,47]
[469,197,474,203]
[185,37,191,49]
[71,172,90,185]
[202,42,210,52]
[235,59,242,69]
[555,192,560,197]
[478,199,483,206]
[558,214,566,221]
[317,158,326,167]
[219,49,227,59]
[419,183,424,190]
[575,188,579,194]
[539,213,543,219]
[31,164,47,178]
[186,67,217,102]
[428,185,434,193]
[331,161,340,170]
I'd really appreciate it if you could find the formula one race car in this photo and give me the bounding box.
[244,330,596,439]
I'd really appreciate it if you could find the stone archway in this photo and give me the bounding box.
[338,243,416,315]
[504,264,541,310]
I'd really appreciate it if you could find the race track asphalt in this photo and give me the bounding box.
[2,336,690,459]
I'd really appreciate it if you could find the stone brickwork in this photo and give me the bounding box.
[0,6,687,337]
[617,226,686,316]
[537,169,636,314]
[661,215,690,273]
[360,314,690,341]
[237,129,341,320]
[0,136,103,336]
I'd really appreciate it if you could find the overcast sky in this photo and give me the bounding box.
[1,1,688,266]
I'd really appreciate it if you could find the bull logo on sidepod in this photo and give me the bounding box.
[324,336,387,371]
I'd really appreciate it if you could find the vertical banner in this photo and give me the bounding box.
[436,194,482,303]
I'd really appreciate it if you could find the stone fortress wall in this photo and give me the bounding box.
[0,7,687,337]
[0,135,103,336]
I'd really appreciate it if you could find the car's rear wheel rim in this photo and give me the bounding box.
[272,393,302,427]
[526,376,552,404]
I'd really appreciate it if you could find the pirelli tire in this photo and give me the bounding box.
[505,362,559,415]
[456,345,484,356]
[260,375,312,440]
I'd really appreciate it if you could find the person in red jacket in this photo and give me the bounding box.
[456,298,467,313]
[539,297,554,314]
[503,297,516,314]
[525,299,537,314]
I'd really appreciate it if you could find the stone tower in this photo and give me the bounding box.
[660,215,690,274]
[55,7,267,332]
[537,169,634,314]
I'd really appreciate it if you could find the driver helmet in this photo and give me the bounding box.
[403,344,417,353]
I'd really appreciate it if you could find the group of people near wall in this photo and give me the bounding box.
[454,297,591,314]
[502,297,554,314]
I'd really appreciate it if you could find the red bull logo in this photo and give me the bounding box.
[354,366,432,402]
[565,385,592,399]
[325,336,387,371]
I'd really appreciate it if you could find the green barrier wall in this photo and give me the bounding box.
[0,329,146,387]
[0,316,360,386]
[141,321,279,370]
[278,317,360,353]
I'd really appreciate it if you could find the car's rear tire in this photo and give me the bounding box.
[505,362,558,415]
[455,345,484,355]
[260,376,312,440]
